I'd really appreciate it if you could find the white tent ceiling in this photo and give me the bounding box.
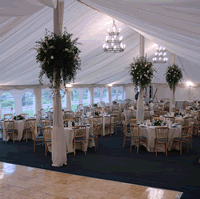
[1,0,200,87]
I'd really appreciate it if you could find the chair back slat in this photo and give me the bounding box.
[73,125,86,139]
[155,127,169,139]
[130,125,139,137]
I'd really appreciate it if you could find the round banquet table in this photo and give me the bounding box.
[133,125,182,152]
[48,126,95,154]
[0,120,38,141]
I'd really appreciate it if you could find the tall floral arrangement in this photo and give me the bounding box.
[34,28,81,94]
[166,64,182,91]
[130,56,154,90]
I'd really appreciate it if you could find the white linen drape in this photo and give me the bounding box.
[136,89,144,124]
[52,0,67,167]
[1,0,200,87]
[80,0,200,64]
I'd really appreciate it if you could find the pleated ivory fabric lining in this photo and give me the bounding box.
[0,0,200,87]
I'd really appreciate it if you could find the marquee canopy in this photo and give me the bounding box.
[1,0,200,88]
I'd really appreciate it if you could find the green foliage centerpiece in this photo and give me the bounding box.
[130,56,154,91]
[129,56,154,123]
[166,64,183,91]
[165,64,182,113]
[34,28,81,93]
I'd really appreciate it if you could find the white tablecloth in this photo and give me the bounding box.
[48,126,95,154]
[0,120,38,141]
[136,125,181,152]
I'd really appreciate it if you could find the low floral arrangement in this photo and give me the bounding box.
[160,100,164,103]
[94,111,100,116]
[34,28,81,94]
[14,115,25,120]
[130,56,154,90]
[166,64,182,91]
[64,121,75,127]
[174,112,184,117]
[152,119,166,126]
[93,104,98,107]
[190,106,198,110]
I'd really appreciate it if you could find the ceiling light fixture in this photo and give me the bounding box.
[103,20,126,53]
[152,45,168,63]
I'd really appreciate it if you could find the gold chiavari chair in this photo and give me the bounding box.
[88,122,99,151]
[42,120,50,127]
[43,127,52,156]
[105,106,110,114]
[76,111,82,117]
[122,121,130,148]
[175,118,183,126]
[183,116,193,126]
[154,127,169,156]
[73,125,86,155]
[31,125,44,153]
[4,120,18,143]
[93,116,103,137]
[110,115,117,136]
[172,126,192,155]
[73,116,81,124]
[113,110,122,131]
[23,119,36,142]
[129,118,137,125]
[130,124,148,153]
[197,117,200,137]
[152,117,165,121]
[4,114,13,120]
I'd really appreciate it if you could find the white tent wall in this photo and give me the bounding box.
[0,88,35,118]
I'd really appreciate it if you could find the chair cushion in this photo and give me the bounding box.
[46,139,52,142]
[132,136,147,139]
[157,139,167,142]
[37,125,43,128]
[89,134,94,138]
[7,129,13,132]
[75,137,84,140]
[35,136,44,140]
[174,137,188,141]
[24,128,31,131]
[125,133,131,136]
[111,123,115,126]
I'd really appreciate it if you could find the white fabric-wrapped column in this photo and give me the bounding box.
[136,35,145,123]
[107,86,112,110]
[170,53,175,114]
[52,0,67,167]
[89,87,94,105]
[34,87,42,114]
[188,87,192,100]
[66,87,71,110]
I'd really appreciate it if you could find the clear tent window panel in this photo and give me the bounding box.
[22,91,35,117]
[118,89,123,100]
[60,90,66,109]
[83,89,90,106]
[71,89,79,111]
[111,88,117,101]
[102,88,109,103]
[0,92,16,118]
[94,88,100,104]
[42,90,53,112]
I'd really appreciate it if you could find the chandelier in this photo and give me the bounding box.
[103,20,126,53]
[152,46,168,63]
